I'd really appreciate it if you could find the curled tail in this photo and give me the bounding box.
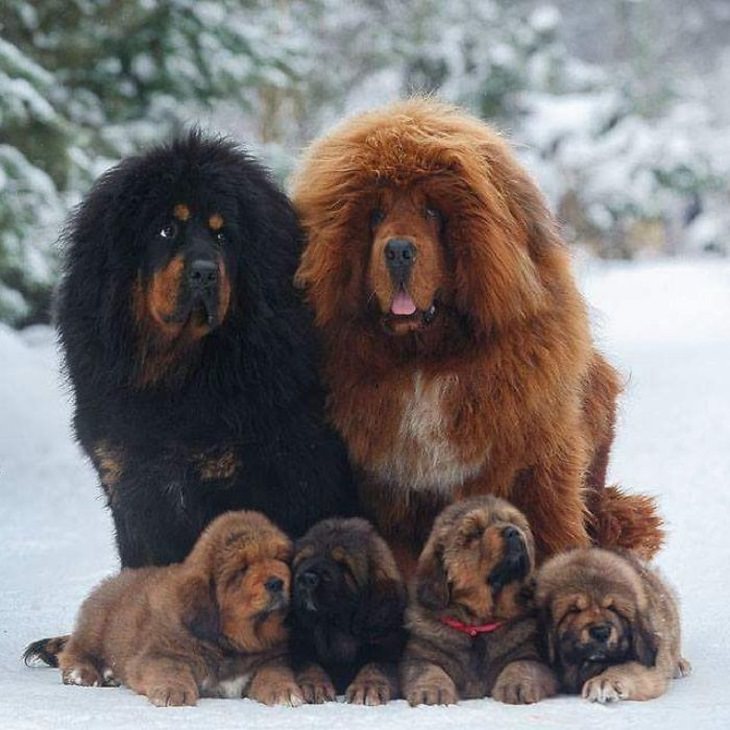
[589,484,664,560]
[23,635,69,667]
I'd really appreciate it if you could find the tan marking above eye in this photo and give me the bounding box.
[173,203,191,221]
[209,213,224,231]
[601,595,615,609]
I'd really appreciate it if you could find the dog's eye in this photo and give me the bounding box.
[425,206,442,223]
[215,230,226,246]
[370,209,384,228]
[159,223,177,240]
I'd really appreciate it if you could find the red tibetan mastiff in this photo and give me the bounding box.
[41,512,302,707]
[292,98,663,574]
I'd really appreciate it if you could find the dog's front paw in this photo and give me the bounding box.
[298,665,336,704]
[346,677,391,706]
[582,674,628,703]
[405,679,457,706]
[492,660,558,705]
[675,657,692,679]
[251,680,304,707]
[147,681,199,707]
[62,664,103,687]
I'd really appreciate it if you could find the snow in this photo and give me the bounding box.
[1,258,729,729]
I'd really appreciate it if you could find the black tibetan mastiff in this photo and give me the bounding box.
[289,518,406,704]
[55,131,355,567]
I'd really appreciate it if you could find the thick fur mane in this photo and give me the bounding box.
[292,98,587,347]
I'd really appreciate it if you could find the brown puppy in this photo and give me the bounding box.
[535,548,691,702]
[292,97,663,575]
[34,511,303,707]
[289,518,406,705]
[400,496,558,705]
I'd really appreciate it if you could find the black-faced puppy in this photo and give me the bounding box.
[400,496,558,705]
[289,518,406,705]
[535,547,690,702]
[30,511,303,707]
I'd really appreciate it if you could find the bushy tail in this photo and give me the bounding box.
[22,635,69,667]
[589,484,664,560]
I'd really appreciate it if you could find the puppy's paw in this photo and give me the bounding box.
[346,677,391,706]
[62,664,103,687]
[675,657,692,679]
[492,660,558,705]
[582,674,628,703]
[299,673,336,704]
[147,682,199,707]
[251,681,304,707]
[405,680,457,707]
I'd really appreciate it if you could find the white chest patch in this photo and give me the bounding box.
[202,673,251,699]
[372,371,488,493]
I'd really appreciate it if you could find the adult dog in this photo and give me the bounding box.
[289,517,406,704]
[55,131,354,568]
[535,548,690,702]
[400,496,557,705]
[292,98,663,573]
[41,512,303,706]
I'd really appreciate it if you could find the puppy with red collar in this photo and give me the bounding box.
[400,496,558,705]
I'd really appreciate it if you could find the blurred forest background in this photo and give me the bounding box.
[1,0,728,327]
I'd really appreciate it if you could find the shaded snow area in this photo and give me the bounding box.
[1,258,729,729]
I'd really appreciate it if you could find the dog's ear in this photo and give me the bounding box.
[415,541,449,611]
[181,576,220,644]
[632,612,658,667]
[538,605,557,665]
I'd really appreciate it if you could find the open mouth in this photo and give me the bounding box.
[385,286,438,330]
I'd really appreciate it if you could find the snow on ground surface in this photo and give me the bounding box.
[1,257,729,729]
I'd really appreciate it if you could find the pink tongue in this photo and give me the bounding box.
[391,290,417,316]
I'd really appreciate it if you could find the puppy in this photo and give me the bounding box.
[289,518,406,705]
[33,511,303,707]
[400,496,557,705]
[535,547,691,702]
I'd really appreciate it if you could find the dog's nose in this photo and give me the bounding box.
[589,624,612,643]
[296,570,319,590]
[265,577,284,594]
[188,259,218,287]
[385,238,416,279]
[503,526,520,541]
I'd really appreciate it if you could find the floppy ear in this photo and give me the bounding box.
[180,576,220,645]
[538,605,557,666]
[415,541,449,611]
[354,570,407,640]
[632,613,659,667]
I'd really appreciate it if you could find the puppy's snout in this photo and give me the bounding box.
[296,570,320,590]
[503,525,525,553]
[188,259,218,288]
[588,623,612,643]
[385,238,416,281]
[265,576,284,594]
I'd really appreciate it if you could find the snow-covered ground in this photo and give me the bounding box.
[1,258,728,729]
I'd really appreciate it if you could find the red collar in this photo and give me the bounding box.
[440,616,505,637]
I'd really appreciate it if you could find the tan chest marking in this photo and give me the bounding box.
[372,371,488,493]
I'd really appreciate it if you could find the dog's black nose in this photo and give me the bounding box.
[188,259,218,287]
[265,577,284,594]
[385,238,416,279]
[296,570,319,590]
[503,526,520,541]
[589,624,612,643]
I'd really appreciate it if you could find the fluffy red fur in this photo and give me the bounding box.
[292,98,663,575]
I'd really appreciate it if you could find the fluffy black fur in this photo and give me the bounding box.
[289,518,406,695]
[56,130,356,567]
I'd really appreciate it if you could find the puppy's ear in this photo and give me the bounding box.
[632,613,658,667]
[354,571,407,639]
[415,542,449,611]
[181,576,220,644]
